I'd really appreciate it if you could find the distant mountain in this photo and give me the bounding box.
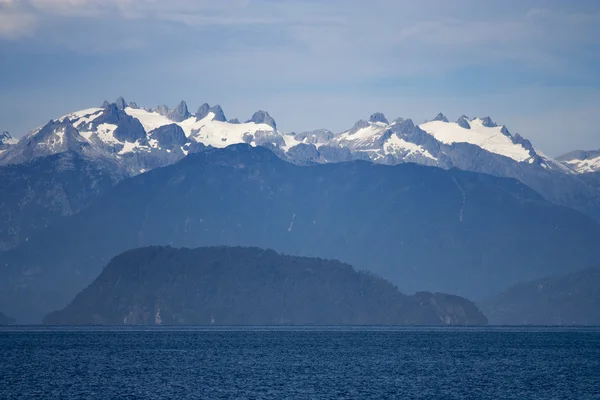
[557,149,600,174]
[3,145,600,323]
[44,246,487,326]
[0,311,15,325]
[0,151,125,251]
[3,99,600,222]
[480,267,600,325]
[0,131,17,153]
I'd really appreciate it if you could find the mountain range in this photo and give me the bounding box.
[2,144,600,323]
[2,97,600,224]
[2,98,600,324]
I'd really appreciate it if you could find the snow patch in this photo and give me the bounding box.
[333,123,389,148]
[95,123,119,145]
[419,119,532,162]
[384,135,437,160]
[124,107,173,132]
[181,113,277,148]
[563,156,600,174]
[61,108,103,124]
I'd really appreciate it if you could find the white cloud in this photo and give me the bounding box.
[0,9,36,38]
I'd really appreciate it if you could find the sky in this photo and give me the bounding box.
[0,0,599,156]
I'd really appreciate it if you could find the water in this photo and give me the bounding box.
[1,327,599,399]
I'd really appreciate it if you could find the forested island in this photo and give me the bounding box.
[44,246,487,326]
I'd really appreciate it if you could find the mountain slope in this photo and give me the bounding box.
[480,267,600,325]
[557,149,600,174]
[0,131,17,154]
[2,144,600,323]
[0,151,125,251]
[5,100,600,222]
[44,246,487,326]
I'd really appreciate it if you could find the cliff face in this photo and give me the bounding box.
[481,267,600,325]
[44,246,487,326]
[413,292,487,325]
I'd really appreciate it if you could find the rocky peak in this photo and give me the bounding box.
[113,115,147,143]
[196,103,211,120]
[391,118,416,133]
[433,113,449,123]
[128,102,139,109]
[168,101,191,123]
[247,110,277,129]
[369,112,389,124]
[480,117,498,128]
[155,105,170,117]
[228,118,241,124]
[512,133,535,152]
[0,131,13,145]
[115,96,127,111]
[209,105,227,122]
[350,120,370,133]
[101,100,111,108]
[93,103,122,126]
[456,115,471,129]
[149,124,188,148]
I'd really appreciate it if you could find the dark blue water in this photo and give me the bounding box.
[1,327,599,399]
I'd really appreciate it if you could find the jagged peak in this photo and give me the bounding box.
[0,131,17,147]
[101,100,111,108]
[209,105,227,122]
[196,103,211,119]
[196,103,227,122]
[480,116,498,128]
[155,104,170,117]
[433,113,449,123]
[456,115,471,129]
[369,112,389,124]
[350,119,370,133]
[391,118,417,133]
[115,96,127,111]
[167,101,191,123]
[247,110,276,129]
[228,118,241,124]
[128,101,139,109]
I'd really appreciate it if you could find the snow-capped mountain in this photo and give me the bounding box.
[0,131,17,154]
[0,97,563,175]
[556,149,600,174]
[2,97,600,221]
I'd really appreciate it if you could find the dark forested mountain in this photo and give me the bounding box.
[0,151,125,251]
[0,311,15,325]
[481,267,600,325]
[44,246,487,326]
[2,144,600,323]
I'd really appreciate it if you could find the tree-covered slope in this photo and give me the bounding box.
[480,267,600,325]
[3,144,600,323]
[44,246,488,326]
[0,151,124,251]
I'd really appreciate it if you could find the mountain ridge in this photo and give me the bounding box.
[480,266,600,325]
[3,144,600,323]
[3,98,600,224]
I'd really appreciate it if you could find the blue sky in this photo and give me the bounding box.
[0,0,599,156]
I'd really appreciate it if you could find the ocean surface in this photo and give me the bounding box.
[1,327,599,399]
